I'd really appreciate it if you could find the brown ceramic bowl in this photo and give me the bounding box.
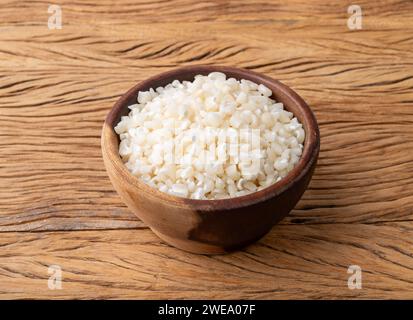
[101,65,320,254]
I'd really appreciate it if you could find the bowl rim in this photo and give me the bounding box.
[101,65,320,211]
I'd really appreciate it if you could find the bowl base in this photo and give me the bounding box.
[151,228,269,255]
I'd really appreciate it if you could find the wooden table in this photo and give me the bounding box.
[1,0,412,299]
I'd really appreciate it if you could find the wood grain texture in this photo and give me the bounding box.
[0,0,412,298]
[1,224,413,299]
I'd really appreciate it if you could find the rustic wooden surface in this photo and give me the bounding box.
[0,0,412,299]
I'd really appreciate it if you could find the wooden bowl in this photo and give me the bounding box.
[101,65,320,254]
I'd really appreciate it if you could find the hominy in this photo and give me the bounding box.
[115,72,305,199]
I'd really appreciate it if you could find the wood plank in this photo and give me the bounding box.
[0,0,412,25]
[1,19,412,230]
[0,223,412,299]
